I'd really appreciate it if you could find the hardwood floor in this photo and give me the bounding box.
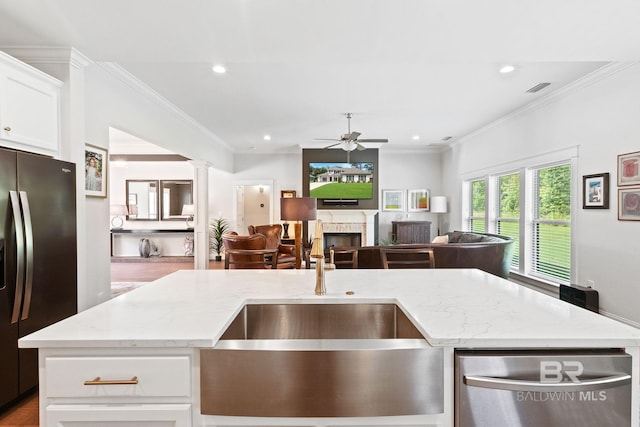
[0,258,225,425]
[111,257,224,282]
[0,391,38,427]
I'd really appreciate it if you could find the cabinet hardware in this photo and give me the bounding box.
[3,126,11,131]
[83,376,139,385]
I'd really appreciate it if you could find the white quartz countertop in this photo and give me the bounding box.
[19,269,640,349]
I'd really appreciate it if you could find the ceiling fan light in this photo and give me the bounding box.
[342,141,358,151]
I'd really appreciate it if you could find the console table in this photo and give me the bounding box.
[110,229,194,257]
[392,221,431,244]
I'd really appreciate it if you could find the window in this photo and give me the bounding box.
[464,159,573,284]
[529,164,571,282]
[496,173,520,269]
[468,179,486,232]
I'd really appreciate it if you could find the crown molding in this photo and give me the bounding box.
[110,154,190,162]
[452,61,639,148]
[97,62,232,151]
[0,46,92,69]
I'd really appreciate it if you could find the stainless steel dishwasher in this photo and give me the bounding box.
[455,349,632,427]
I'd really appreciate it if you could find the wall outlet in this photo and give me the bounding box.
[586,280,595,289]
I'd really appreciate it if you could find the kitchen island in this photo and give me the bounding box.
[19,269,640,426]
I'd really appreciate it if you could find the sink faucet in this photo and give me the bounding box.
[310,220,326,295]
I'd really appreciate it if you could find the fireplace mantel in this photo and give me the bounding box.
[313,209,377,246]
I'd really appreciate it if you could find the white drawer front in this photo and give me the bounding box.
[45,356,191,398]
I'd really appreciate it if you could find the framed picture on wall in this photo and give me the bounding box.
[582,173,609,209]
[408,189,429,212]
[382,189,405,211]
[618,187,640,221]
[617,151,640,186]
[85,144,107,198]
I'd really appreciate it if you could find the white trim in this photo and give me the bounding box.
[461,145,578,180]
[0,46,93,69]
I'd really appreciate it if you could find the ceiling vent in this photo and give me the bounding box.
[526,82,551,93]
[441,136,453,142]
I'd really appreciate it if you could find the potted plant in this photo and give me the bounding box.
[209,217,229,262]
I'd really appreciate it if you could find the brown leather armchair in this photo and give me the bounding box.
[222,233,278,269]
[248,224,296,269]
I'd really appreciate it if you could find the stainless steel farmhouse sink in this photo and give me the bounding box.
[200,303,443,418]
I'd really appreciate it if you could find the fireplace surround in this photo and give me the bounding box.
[313,210,377,246]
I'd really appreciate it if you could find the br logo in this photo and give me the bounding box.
[540,361,584,383]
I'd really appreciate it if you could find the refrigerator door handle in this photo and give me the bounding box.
[19,191,34,321]
[9,191,25,324]
[464,373,631,393]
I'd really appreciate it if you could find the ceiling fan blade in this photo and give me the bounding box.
[356,143,367,151]
[356,138,388,143]
[314,138,341,142]
[346,131,361,141]
[323,142,342,149]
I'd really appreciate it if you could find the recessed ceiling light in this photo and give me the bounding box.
[263,135,271,141]
[412,135,420,140]
[499,64,515,74]
[212,65,226,74]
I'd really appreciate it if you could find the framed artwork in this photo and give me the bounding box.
[408,189,430,212]
[618,187,640,221]
[382,189,405,212]
[617,151,640,186]
[582,173,609,209]
[85,144,107,198]
[281,190,296,198]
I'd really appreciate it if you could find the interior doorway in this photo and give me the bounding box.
[234,181,273,234]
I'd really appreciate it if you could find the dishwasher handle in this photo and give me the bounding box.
[464,374,631,393]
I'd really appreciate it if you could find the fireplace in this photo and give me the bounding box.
[324,232,361,248]
[313,209,378,246]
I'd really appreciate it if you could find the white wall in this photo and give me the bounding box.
[441,63,640,326]
[77,59,234,307]
[232,152,302,230]
[378,151,444,242]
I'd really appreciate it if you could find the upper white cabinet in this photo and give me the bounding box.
[0,51,61,156]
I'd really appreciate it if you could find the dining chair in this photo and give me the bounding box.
[379,247,435,269]
[328,247,359,269]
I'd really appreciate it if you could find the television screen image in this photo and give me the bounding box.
[309,162,374,199]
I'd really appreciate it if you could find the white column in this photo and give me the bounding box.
[191,161,210,269]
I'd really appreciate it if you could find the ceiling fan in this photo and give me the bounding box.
[315,113,388,161]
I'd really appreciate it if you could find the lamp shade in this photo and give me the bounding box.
[181,204,195,216]
[280,197,317,221]
[430,196,448,213]
[110,204,129,216]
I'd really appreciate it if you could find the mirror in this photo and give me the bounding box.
[160,180,193,220]
[126,180,159,220]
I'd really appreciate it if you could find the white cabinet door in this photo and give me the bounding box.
[0,52,61,155]
[46,403,192,427]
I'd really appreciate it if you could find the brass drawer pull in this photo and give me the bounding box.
[3,126,11,132]
[83,376,138,386]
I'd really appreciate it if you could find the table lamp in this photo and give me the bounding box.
[430,196,448,236]
[181,204,195,229]
[280,197,317,269]
[110,204,128,229]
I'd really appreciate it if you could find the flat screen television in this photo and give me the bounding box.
[308,162,374,200]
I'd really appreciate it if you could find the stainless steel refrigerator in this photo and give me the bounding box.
[0,147,77,408]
